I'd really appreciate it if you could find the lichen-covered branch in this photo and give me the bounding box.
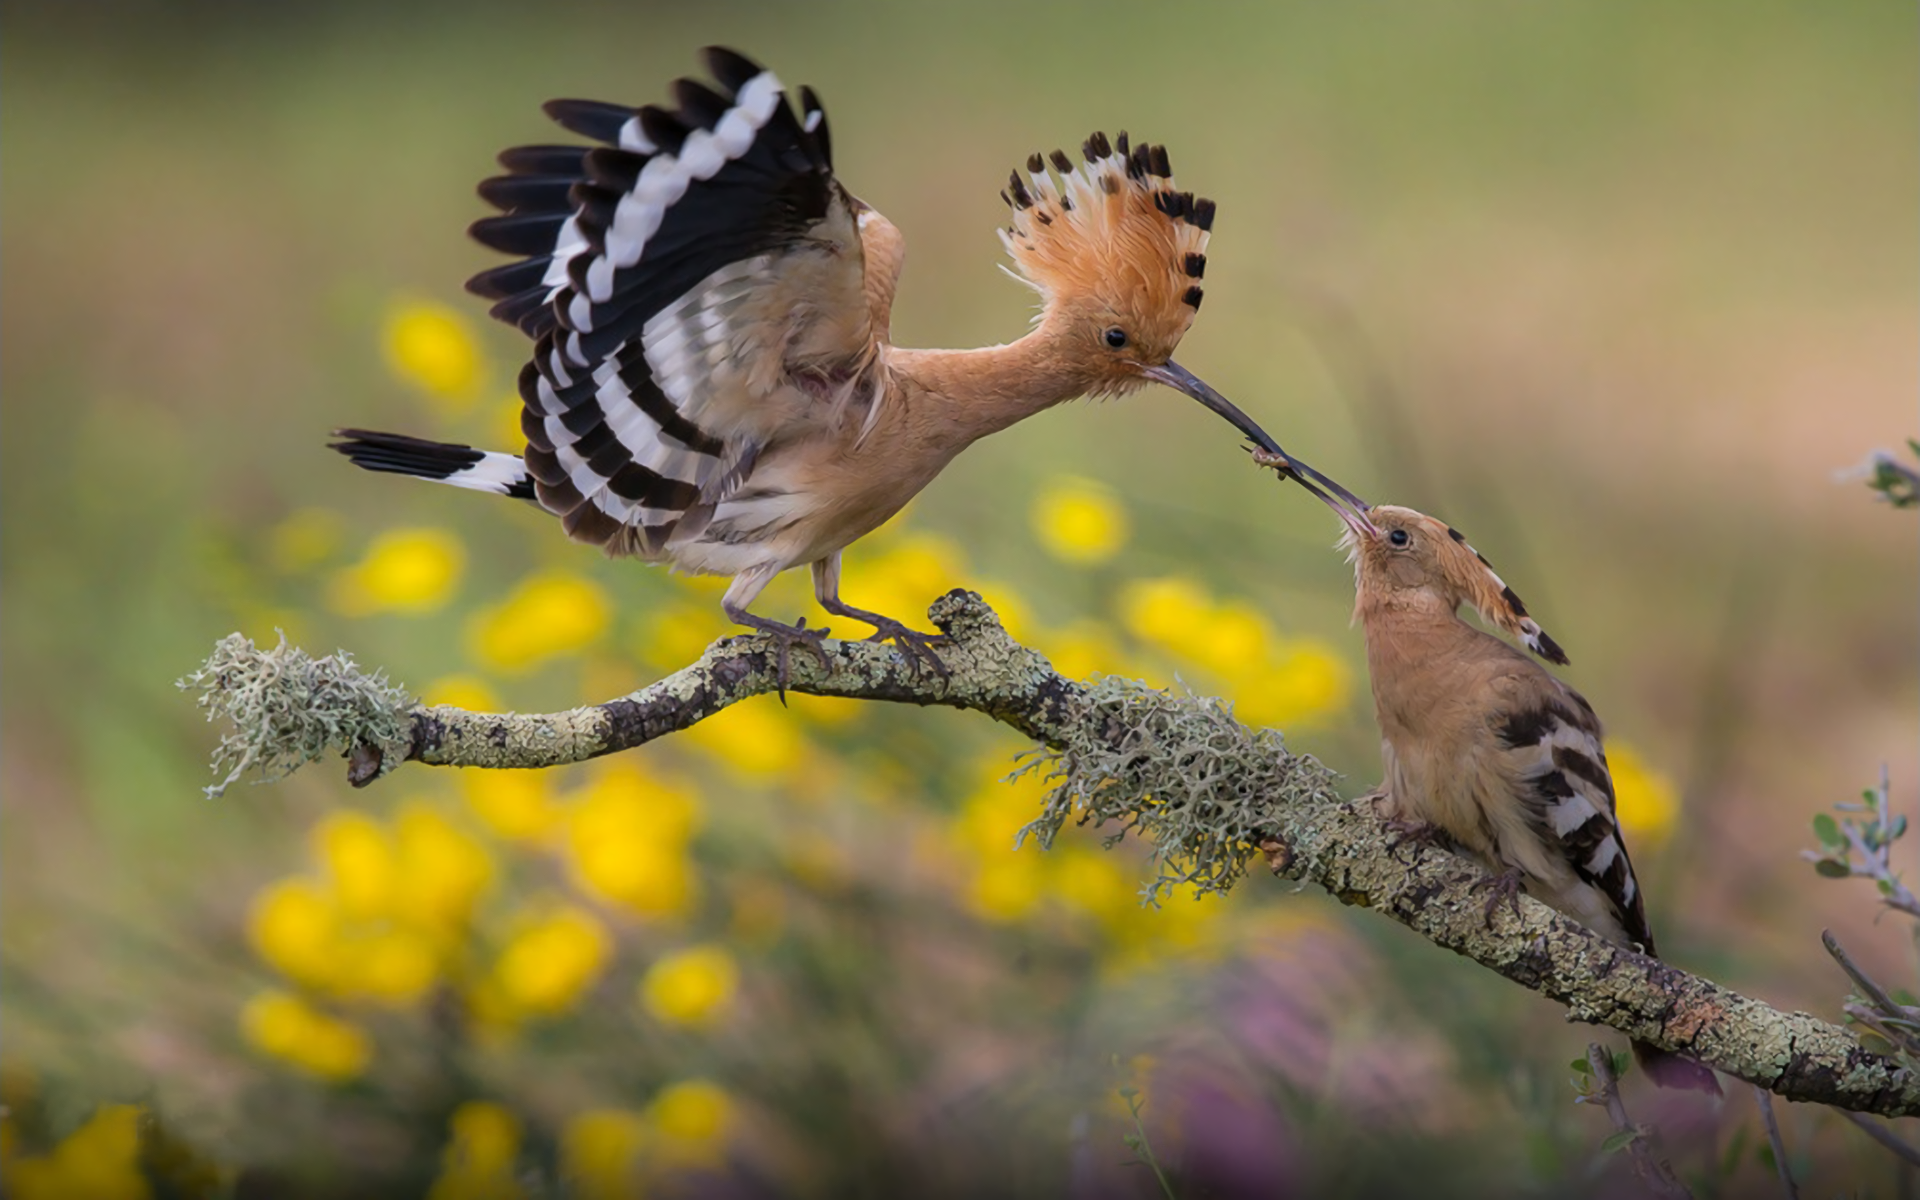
[183,590,1920,1116]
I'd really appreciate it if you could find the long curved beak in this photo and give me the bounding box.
[1141,359,1374,518]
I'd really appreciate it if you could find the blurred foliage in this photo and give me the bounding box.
[2,0,1916,1195]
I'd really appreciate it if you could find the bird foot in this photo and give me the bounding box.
[1383,817,1450,863]
[730,616,834,700]
[1471,867,1527,926]
[857,616,951,679]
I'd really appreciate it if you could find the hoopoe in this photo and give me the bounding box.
[333,47,1360,676]
[1259,455,1719,1093]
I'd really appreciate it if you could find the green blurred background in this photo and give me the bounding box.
[3,1,1915,1195]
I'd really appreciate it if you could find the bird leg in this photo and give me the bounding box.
[811,556,950,678]
[721,564,832,698]
[1471,867,1528,926]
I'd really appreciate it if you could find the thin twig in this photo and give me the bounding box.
[1584,1044,1692,1200]
[1753,1087,1798,1200]
[1842,1110,1920,1170]
[1822,930,1920,1058]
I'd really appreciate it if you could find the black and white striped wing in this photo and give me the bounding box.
[467,46,878,552]
[1495,679,1656,953]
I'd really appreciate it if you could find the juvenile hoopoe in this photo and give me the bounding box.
[333,47,1359,674]
[1262,458,1719,1093]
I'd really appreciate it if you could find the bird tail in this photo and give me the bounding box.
[1633,1040,1722,1095]
[330,429,535,500]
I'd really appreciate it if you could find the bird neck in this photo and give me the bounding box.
[1356,588,1479,683]
[892,322,1091,447]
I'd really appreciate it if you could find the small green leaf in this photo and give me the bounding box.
[1601,1129,1642,1154]
[1123,1135,1142,1151]
[1864,788,1881,805]
[1118,1086,1139,1100]
[1814,813,1842,845]
[1892,816,1908,840]
[1879,878,1895,895]
[1612,1050,1631,1077]
[1571,1057,1593,1075]
[1815,859,1853,878]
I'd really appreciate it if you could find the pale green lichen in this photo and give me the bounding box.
[1017,676,1343,902]
[177,632,414,798]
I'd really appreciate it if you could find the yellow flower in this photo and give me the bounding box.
[491,903,610,1017]
[267,507,345,574]
[423,674,502,713]
[839,531,967,631]
[385,300,486,409]
[313,810,397,920]
[680,697,804,781]
[638,602,731,672]
[565,764,701,918]
[645,1080,734,1164]
[966,855,1046,922]
[1031,477,1130,565]
[1050,848,1133,928]
[1608,742,1680,848]
[1232,641,1352,730]
[338,927,439,1005]
[247,878,342,990]
[467,571,611,673]
[426,1102,525,1200]
[393,804,496,931]
[462,770,560,842]
[560,1110,648,1200]
[493,393,528,451]
[640,944,739,1029]
[1191,600,1272,679]
[1043,620,1128,682]
[4,1104,150,1200]
[327,527,466,616]
[240,990,372,1082]
[1117,576,1212,656]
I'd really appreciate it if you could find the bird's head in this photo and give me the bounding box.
[1320,501,1569,665]
[1001,134,1363,508]
[1000,133,1212,400]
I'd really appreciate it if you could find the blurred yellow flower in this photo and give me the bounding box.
[1192,600,1272,679]
[1233,642,1352,730]
[640,944,739,1029]
[1118,576,1212,655]
[640,601,732,671]
[681,698,804,781]
[393,804,496,931]
[338,927,439,1005]
[645,1080,734,1164]
[247,878,341,991]
[327,527,466,616]
[491,903,610,1017]
[426,1102,525,1200]
[967,855,1046,922]
[424,674,502,713]
[560,1110,647,1200]
[1043,620,1127,682]
[840,530,967,631]
[4,1104,150,1200]
[1608,742,1680,848]
[240,990,372,1082]
[1049,848,1133,928]
[385,300,486,409]
[267,507,346,574]
[468,571,612,673]
[463,770,560,842]
[566,764,701,918]
[313,810,396,920]
[1031,477,1130,565]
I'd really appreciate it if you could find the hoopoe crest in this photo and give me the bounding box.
[334,47,1358,676]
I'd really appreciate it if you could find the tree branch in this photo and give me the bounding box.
[184,590,1920,1117]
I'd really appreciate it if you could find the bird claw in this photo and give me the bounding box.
[736,618,834,701]
[859,618,951,679]
[1471,868,1527,926]
[1383,817,1449,862]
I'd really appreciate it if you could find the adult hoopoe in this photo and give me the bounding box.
[333,47,1360,676]
[1260,458,1720,1094]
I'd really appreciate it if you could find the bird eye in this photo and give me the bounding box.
[1388,529,1410,547]
[1102,327,1129,350]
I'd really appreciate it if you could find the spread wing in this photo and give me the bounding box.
[1492,675,1656,954]
[467,46,883,553]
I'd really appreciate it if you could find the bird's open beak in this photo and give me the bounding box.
[1249,449,1378,540]
[1141,359,1373,517]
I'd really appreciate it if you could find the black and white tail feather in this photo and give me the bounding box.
[333,47,881,558]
